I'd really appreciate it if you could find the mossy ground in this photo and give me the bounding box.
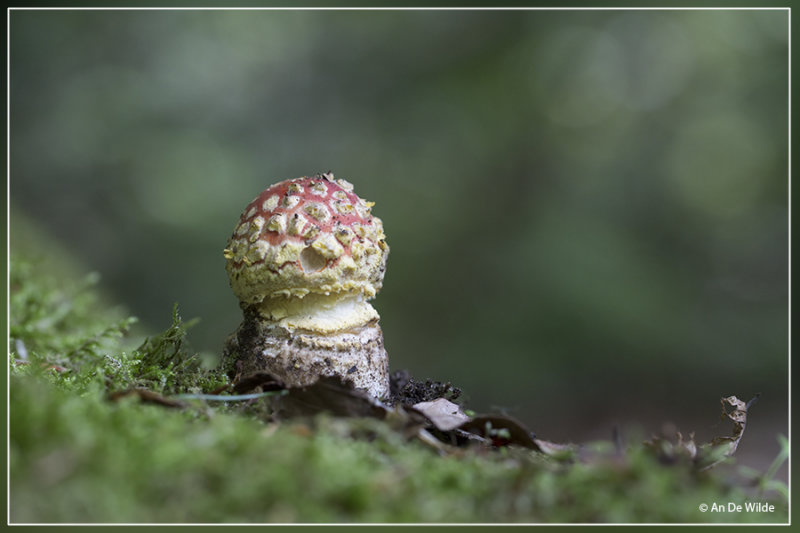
[8,250,789,524]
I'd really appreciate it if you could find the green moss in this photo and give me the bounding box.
[8,249,789,524]
[10,253,226,397]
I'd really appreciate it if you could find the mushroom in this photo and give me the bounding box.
[222,172,390,399]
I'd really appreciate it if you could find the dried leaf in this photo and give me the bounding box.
[272,376,388,420]
[415,428,455,454]
[458,414,539,450]
[533,438,579,459]
[697,394,757,471]
[108,388,186,408]
[644,394,757,470]
[412,398,471,431]
[709,394,751,455]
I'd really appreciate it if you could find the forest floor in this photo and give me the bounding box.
[8,244,789,525]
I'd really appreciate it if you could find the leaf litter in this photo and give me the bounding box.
[110,359,760,471]
[644,393,759,471]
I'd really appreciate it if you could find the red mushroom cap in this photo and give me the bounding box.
[224,173,388,306]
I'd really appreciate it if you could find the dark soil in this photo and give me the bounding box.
[388,369,462,406]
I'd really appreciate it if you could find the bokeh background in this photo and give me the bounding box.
[10,9,788,473]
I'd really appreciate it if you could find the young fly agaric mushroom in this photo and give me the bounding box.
[222,172,390,399]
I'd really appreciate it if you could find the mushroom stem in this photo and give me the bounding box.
[223,304,389,399]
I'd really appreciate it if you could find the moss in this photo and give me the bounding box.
[8,249,789,524]
[10,253,227,398]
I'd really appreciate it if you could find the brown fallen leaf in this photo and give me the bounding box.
[412,398,471,431]
[108,388,186,408]
[271,376,388,420]
[532,438,579,459]
[458,414,539,450]
[644,394,758,471]
[697,393,758,471]
[709,394,753,455]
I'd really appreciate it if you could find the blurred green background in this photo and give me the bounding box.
[9,9,788,470]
